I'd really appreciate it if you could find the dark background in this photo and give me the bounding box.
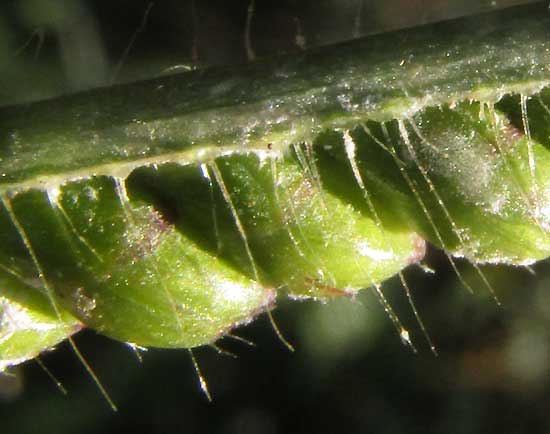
[1,1,549,433]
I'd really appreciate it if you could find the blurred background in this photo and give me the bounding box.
[1,1,549,433]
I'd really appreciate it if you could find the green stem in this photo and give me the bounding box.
[1,4,549,193]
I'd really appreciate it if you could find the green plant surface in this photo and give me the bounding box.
[0,271,81,371]
[1,6,549,192]
[1,3,550,377]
